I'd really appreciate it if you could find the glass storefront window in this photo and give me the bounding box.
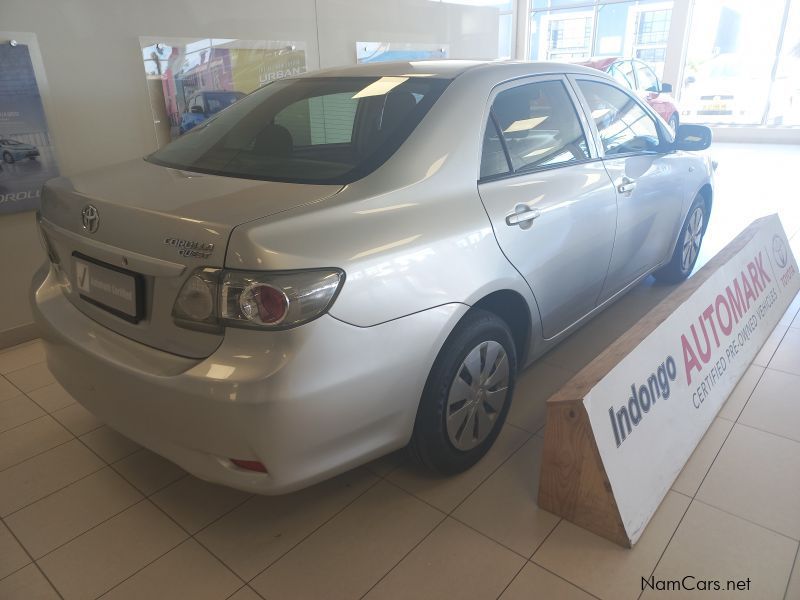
[766,0,800,125]
[680,0,788,126]
[530,1,672,79]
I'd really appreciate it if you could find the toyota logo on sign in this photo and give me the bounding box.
[81,205,99,233]
[773,235,788,269]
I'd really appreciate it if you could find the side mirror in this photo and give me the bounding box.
[660,82,673,94]
[190,105,204,114]
[674,124,712,151]
[684,75,696,86]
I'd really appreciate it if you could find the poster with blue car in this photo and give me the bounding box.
[0,42,59,214]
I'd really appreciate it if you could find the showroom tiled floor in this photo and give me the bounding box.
[1,143,800,599]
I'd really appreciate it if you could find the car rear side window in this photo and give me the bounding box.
[577,80,660,156]
[147,76,450,184]
[482,80,589,177]
[610,61,635,89]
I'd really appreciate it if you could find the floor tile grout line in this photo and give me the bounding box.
[224,583,265,600]
[3,433,167,520]
[69,517,191,600]
[525,516,606,600]
[243,475,384,587]
[11,490,143,562]
[0,411,65,440]
[639,361,793,599]
[691,496,800,543]
[527,558,605,600]
[734,421,800,444]
[636,495,694,600]
[357,513,450,600]
[494,558,529,599]
[123,492,252,589]
[447,427,535,517]
[0,514,65,600]
[445,513,530,561]
[733,420,800,446]
[96,487,263,600]
[756,363,800,379]
[683,366,770,504]
[0,435,80,478]
[0,339,41,355]
[783,542,800,600]
[637,389,751,597]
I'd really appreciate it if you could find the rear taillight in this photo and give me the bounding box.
[230,459,268,473]
[173,268,344,331]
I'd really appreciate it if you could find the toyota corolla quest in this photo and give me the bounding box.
[32,61,714,493]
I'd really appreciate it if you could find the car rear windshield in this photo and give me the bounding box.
[147,76,451,184]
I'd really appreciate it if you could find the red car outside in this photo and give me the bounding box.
[578,57,680,131]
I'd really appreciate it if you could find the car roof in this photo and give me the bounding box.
[297,59,613,81]
[576,57,621,71]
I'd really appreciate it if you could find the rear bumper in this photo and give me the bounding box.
[32,266,465,493]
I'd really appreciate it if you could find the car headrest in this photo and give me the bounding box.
[380,92,417,133]
[253,124,293,157]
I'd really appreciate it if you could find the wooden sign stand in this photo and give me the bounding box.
[538,217,798,547]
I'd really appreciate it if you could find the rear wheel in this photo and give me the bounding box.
[2,152,13,164]
[409,309,516,474]
[654,197,706,283]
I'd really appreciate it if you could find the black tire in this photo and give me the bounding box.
[2,152,14,164]
[654,197,707,284]
[409,309,517,474]
[668,113,679,133]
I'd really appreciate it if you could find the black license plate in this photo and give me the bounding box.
[73,253,144,322]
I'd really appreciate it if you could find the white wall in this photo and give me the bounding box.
[0,0,500,344]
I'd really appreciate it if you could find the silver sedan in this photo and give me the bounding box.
[32,60,714,493]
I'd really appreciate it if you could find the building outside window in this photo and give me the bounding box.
[530,1,673,77]
[631,5,671,75]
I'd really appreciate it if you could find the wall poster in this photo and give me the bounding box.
[140,38,307,145]
[356,42,449,63]
[0,41,58,214]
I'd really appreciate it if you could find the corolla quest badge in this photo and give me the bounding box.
[81,204,100,233]
[163,237,215,259]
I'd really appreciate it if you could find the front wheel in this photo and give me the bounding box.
[654,198,706,283]
[409,309,517,474]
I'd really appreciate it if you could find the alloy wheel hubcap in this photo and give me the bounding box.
[681,207,704,273]
[445,340,510,451]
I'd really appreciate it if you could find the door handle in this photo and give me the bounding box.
[505,205,541,229]
[616,176,637,195]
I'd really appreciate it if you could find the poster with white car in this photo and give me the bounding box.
[0,42,59,214]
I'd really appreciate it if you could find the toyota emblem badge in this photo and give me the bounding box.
[81,204,100,233]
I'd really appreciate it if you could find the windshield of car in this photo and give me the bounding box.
[204,92,244,114]
[148,76,450,184]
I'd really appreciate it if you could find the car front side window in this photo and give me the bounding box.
[577,79,661,156]
[482,79,589,178]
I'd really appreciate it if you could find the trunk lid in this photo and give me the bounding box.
[39,158,342,358]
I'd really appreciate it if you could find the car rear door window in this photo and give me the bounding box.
[480,117,511,179]
[610,61,636,89]
[483,80,589,176]
[577,80,660,156]
[633,61,660,93]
